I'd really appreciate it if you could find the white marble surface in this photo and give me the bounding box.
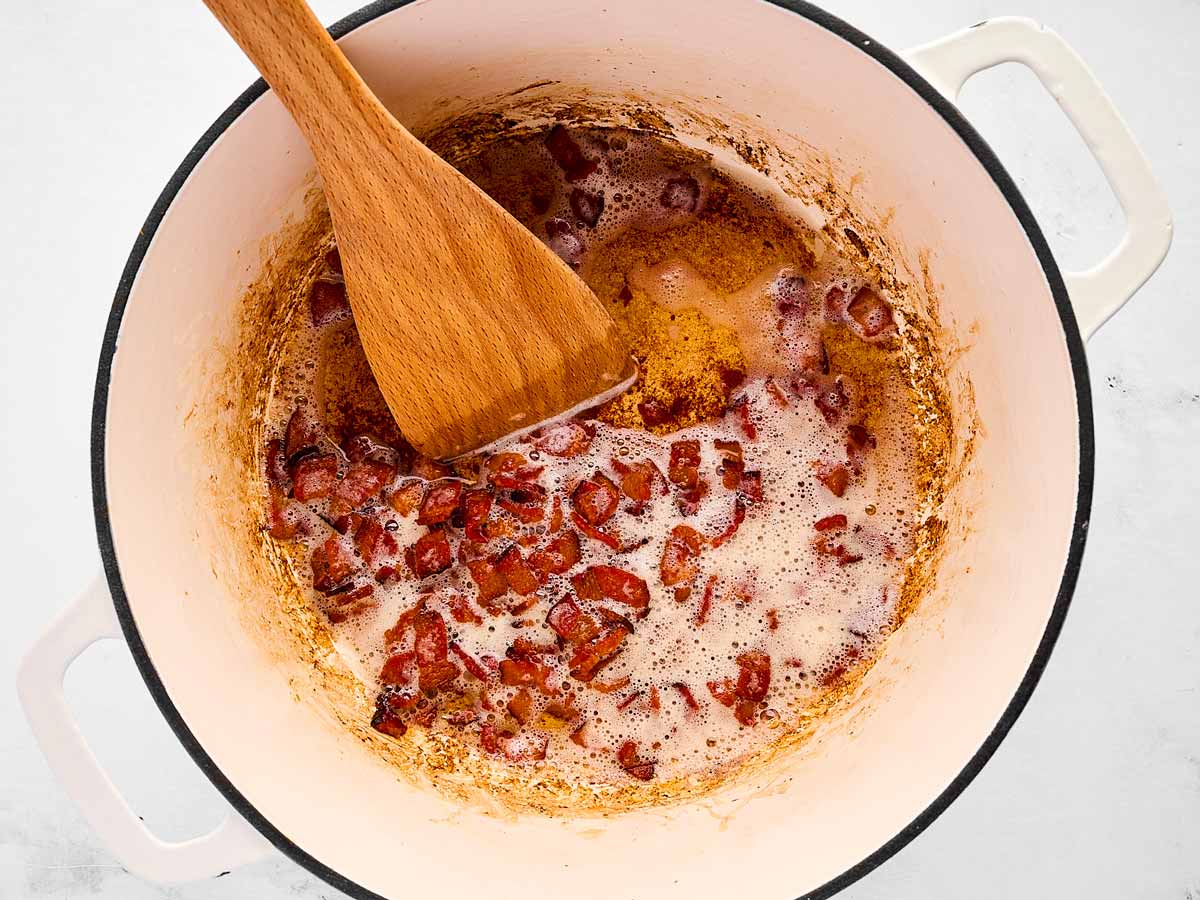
[2,0,1197,897]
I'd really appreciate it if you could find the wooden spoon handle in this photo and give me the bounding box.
[201,0,407,163]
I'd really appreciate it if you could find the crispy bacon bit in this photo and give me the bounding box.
[409,454,451,481]
[265,439,290,486]
[668,440,702,489]
[730,395,758,440]
[675,479,709,517]
[660,524,705,586]
[714,439,744,490]
[709,499,746,548]
[499,658,557,695]
[388,481,424,517]
[292,453,338,501]
[813,535,864,566]
[736,651,772,702]
[571,565,650,610]
[815,378,850,425]
[548,496,564,532]
[370,692,410,739]
[482,725,550,762]
[660,175,700,212]
[569,723,588,747]
[379,651,415,686]
[417,481,463,525]
[570,511,621,550]
[739,471,764,504]
[707,678,736,707]
[308,279,351,327]
[673,586,692,603]
[617,740,656,781]
[508,689,535,725]
[569,620,632,682]
[496,545,540,595]
[766,609,780,631]
[571,473,620,526]
[569,188,605,227]
[534,421,594,458]
[457,489,493,542]
[510,636,560,658]
[847,423,876,451]
[375,565,397,584]
[466,557,508,604]
[529,530,581,579]
[816,463,851,498]
[449,641,496,681]
[846,286,896,338]
[694,575,717,626]
[496,481,547,523]
[545,124,598,182]
[546,596,601,643]
[734,700,759,727]
[333,459,396,513]
[311,535,356,593]
[673,683,700,711]
[591,676,631,694]
[814,514,848,532]
[445,592,483,625]
[413,609,459,692]
[406,529,452,579]
[616,690,642,711]
[353,517,387,564]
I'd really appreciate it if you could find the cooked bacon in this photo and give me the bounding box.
[457,489,493,542]
[534,421,594,458]
[311,534,356,593]
[714,439,744,490]
[379,651,416,686]
[815,462,850,498]
[570,511,621,550]
[482,725,550,762]
[675,478,709,517]
[709,499,746,548]
[384,602,422,645]
[496,481,547,523]
[499,658,557,695]
[406,529,452,579]
[766,609,780,631]
[544,124,598,182]
[529,530,581,579]
[847,423,876,451]
[508,689,535,725]
[735,650,772,702]
[611,458,665,504]
[668,440,702,489]
[813,535,864,566]
[707,678,736,707]
[466,556,508,603]
[660,524,704,586]
[266,485,298,540]
[370,692,411,739]
[546,596,601,643]
[569,723,588,747]
[292,453,339,501]
[571,473,620,526]
[814,378,850,425]
[445,592,483,625]
[308,279,350,327]
[495,544,540,595]
[673,682,700,711]
[570,565,650,610]
[590,676,631,694]
[387,481,424,517]
[353,516,387,564]
[616,690,642,711]
[569,620,632,682]
[734,700,759,727]
[449,641,496,681]
[544,700,580,722]
[509,636,560,658]
[846,286,897,338]
[548,496,564,533]
[617,740,656,780]
[694,575,717,626]
[332,459,396,513]
[413,608,459,692]
[284,405,321,462]
[739,470,764,503]
[814,514,848,532]
[416,481,463,526]
[730,395,758,440]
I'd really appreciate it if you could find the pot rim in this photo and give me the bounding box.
[90,2,1094,897]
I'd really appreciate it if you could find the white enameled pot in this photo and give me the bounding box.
[19,3,1171,898]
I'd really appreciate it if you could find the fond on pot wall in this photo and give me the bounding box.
[19,2,1169,899]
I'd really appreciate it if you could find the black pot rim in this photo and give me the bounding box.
[91,2,1093,898]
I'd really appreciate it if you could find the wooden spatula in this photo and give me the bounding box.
[202,0,632,459]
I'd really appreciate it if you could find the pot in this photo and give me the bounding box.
[19,2,1171,898]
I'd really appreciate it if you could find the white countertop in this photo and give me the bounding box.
[1,1,1196,897]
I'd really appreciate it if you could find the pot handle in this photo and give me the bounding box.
[17,576,273,883]
[905,17,1172,339]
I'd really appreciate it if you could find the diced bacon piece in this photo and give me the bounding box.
[766,609,780,631]
[417,480,463,525]
[529,530,581,579]
[383,602,421,645]
[333,459,396,513]
[548,496,563,533]
[546,596,601,643]
[353,516,387,564]
[709,499,746,548]
[458,489,493,542]
[815,378,850,425]
[846,286,896,338]
[571,565,650,610]
[341,434,398,465]
[694,575,717,626]
[668,440,702,488]
[570,512,621,550]
[591,676,631,694]
[764,377,790,407]
[673,683,700,712]
[509,636,560,658]
[311,535,356,593]
[466,557,508,604]
[308,278,350,327]
[660,175,700,212]
[408,454,451,481]
[611,458,665,504]
[292,453,339,501]
[730,395,758,440]
[379,651,416,686]
[571,473,620,526]
[707,678,737,707]
[417,659,458,694]
[570,723,588,747]
[487,452,528,478]
[445,592,483,625]
[496,482,547,523]
[406,529,451,579]
[388,481,424,517]
[485,725,550,762]
[675,479,709,517]
[814,514,848,532]
[508,689,535,725]
[847,423,876,451]
[648,687,661,711]
[660,524,705,586]
[544,700,580,722]
[714,439,744,490]
[265,439,290,486]
[734,700,759,726]
[816,462,851,498]
[617,740,656,780]
[371,692,411,739]
[813,535,864,566]
[534,421,594,458]
[496,545,539,595]
[569,188,605,226]
[735,651,772,703]
[375,564,397,584]
[568,621,632,682]
[544,125,598,182]
[285,405,321,463]
[739,470,764,503]
[266,485,298,540]
[449,641,496,681]
[413,608,455,681]
[499,658,556,695]
[616,691,642,711]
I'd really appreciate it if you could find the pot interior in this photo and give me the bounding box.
[100,1,1083,897]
